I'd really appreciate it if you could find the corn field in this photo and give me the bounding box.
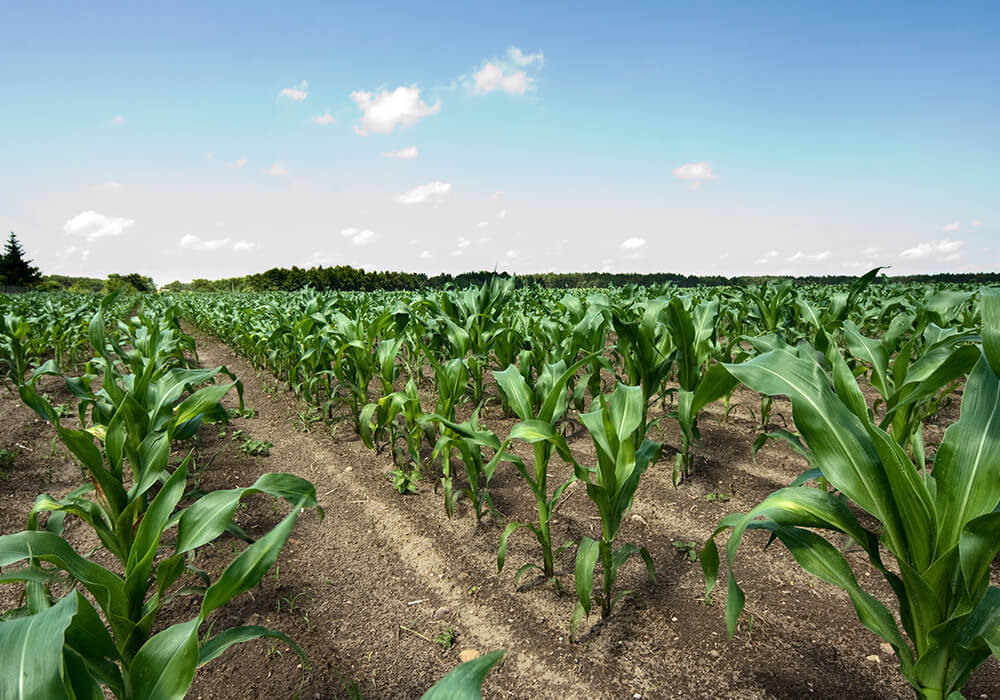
[1,273,998,699]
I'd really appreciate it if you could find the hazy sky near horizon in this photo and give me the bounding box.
[2,1,998,284]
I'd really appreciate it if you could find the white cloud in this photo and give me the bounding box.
[110,115,126,126]
[205,152,214,160]
[490,190,503,200]
[505,250,517,258]
[278,80,308,102]
[419,250,432,260]
[101,181,122,190]
[469,47,543,96]
[971,219,983,227]
[340,227,376,246]
[64,210,135,242]
[351,86,440,135]
[382,146,419,159]
[862,246,881,258]
[788,250,832,263]
[476,221,489,228]
[473,63,531,95]
[457,236,471,249]
[754,250,779,265]
[940,221,960,233]
[672,162,718,182]
[395,181,451,205]
[507,46,544,67]
[311,111,336,125]
[232,240,258,252]
[900,239,964,261]
[620,237,646,250]
[229,156,248,169]
[269,162,289,176]
[178,234,230,251]
[497,209,507,219]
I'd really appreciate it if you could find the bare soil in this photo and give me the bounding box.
[1,330,997,700]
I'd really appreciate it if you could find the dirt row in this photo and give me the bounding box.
[0,327,997,699]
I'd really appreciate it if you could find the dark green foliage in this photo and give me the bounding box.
[0,233,42,287]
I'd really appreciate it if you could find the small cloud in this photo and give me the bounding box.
[457,236,471,249]
[476,221,489,229]
[351,86,440,135]
[340,227,376,246]
[419,250,432,260]
[620,237,646,250]
[100,181,122,190]
[178,234,230,251]
[311,111,336,125]
[940,221,960,233]
[110,115,126,126]
[672,162,718,182]
[505,250,517,258]
[497,209,507,219]
[64,210,135,242]
[229,156,248,169]
[971,219,983,227]
[395,181,451,205]
[473,63,531,95]
[507,46,544,67]
[232,240,258,252]
[754,250,779,265]
[269,162,289,176]
[467,47,543,96]
[788,250,832,263]
[382,146,419,159]
[490,190,503,200]
[205,152,214,160]
[900,239,964,261]
[862,246,881,258]
[310,251,331,265]
[278,80,308,102]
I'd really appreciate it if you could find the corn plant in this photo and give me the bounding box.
[611,299,674,443]
[701,288,1000,700]
[495,357,591,584]
[570,384,659,638]
[664,297,737,484]
[427,409,520,521]
[360,378,429,493]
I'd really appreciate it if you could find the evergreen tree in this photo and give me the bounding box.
[0,232,42,287]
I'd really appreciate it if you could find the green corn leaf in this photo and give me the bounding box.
[933,356,1000,553]
[982,287,1000,387]
[420,649,505,700]
[126,617,199,700]
[198,626,307,668]
[200,505,302,619]
[574,536,600,618]
[176,473,317,554]
[0,592,77,700]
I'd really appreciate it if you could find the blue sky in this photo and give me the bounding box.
[2,0,997,282]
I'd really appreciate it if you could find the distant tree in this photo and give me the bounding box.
[106,273,156,293]
[0,232,42,287]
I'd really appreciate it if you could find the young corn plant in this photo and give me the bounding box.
[495,357,591,585]
[570,384,659,639]
[702,288,1000,700]
[664,297,737,485]
[428,409,521,522]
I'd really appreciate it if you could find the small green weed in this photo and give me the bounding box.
[241,438,273,456]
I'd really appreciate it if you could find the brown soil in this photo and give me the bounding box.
[1,332,997,700]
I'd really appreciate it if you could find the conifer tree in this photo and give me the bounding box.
[0,233,42,287]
